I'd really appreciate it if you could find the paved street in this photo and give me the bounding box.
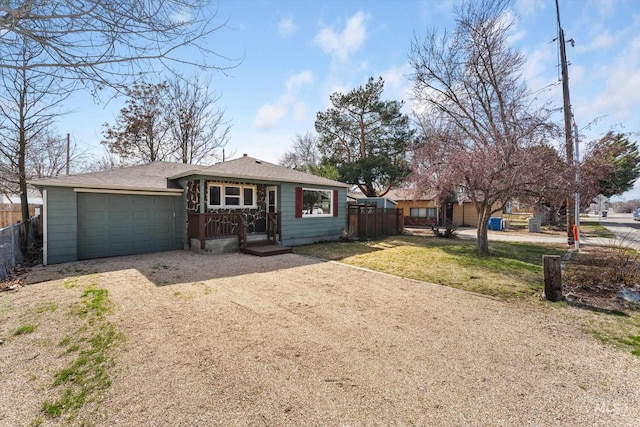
[455,212,636,249]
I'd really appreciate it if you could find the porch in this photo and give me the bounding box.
[187,212,292,256]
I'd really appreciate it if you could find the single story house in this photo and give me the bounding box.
[384,188,498,227]
[29,155,350,265]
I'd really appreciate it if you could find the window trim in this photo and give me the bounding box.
[410,207,437,218]
[300,187,333,218]
[207,182,257,209]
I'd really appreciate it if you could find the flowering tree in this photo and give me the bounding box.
[408,0,557,254]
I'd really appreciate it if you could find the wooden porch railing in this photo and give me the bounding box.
[266,212,281,245]
[188,212,248,250]
[187,212,281,250]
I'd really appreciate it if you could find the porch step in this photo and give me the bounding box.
[243,244,293,257]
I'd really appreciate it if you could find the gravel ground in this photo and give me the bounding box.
[1,250,639,426]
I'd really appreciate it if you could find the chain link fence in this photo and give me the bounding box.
[0,218,39,280]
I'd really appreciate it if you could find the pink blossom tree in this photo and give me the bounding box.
[407,0,558,254]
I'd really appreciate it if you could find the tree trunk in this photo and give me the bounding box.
[476,205,490,255]
[18,80,30,253]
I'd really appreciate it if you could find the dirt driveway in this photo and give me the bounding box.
[2,250,640,426]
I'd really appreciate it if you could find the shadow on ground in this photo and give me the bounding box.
[24,250,324,287]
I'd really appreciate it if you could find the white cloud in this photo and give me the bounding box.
[277,17,298,39]
[253,70,314,130]
[591,31,614,49]
[514,0,546,17]
[254,103,287,129]
[380,64,413,112]
[314,11,369,61]
[587,0,616,18]
[579,34,640,126]
[285,70,313,92]
[293,102,307,123]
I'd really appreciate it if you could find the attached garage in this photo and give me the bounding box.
[77,192,176,260]
[30,162,194,265]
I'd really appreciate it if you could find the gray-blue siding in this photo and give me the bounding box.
[45,186,78,264]
[279,183,347,246]
[44,186,186,264]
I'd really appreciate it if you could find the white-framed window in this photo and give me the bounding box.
[410,207,437,218]
[302,188,332,217]
[207,183,256,208]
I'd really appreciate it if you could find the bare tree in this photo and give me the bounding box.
[166,75,230,164]
[0,37,73,233]
[101,82,171,163]
[408,0,556,254]
[26,132,86,179]
[0,1,233,88]
[279,132,321,172]
[102,76,230,165]
[1,0,234,234]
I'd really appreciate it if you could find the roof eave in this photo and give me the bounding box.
[28,181,184,193]
[170,171,351,188]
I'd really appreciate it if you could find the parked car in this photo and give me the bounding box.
[634,209,640,221]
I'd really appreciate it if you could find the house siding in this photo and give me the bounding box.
[45,186,78,264]
[453,203,478,226]
[174,189,187,249]
[280,183,347,246]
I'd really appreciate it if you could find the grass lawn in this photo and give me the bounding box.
[295,234,640,357]
[294,235,566,299]
[579,220,617,238]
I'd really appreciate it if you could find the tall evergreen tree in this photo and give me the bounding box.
[315,77,413,196]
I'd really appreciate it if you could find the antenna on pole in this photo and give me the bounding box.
[555,0,575,246]
[66,133,70,175]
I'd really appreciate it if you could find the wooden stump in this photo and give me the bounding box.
[543,255,563,302]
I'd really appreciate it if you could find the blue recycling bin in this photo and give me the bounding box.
[488,217,502,231]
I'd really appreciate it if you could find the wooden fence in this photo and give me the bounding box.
[0,204,40,229]
[347,204,404,239]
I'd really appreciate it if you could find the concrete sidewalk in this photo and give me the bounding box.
[435,226,621,248]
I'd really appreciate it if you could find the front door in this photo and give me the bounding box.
[266,186,277,213]
[266,186,278,239]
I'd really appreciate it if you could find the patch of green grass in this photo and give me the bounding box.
[36,302,57,314]
[42,283,119,421]
[579,221,616,238]
[618,335,640,356]
[294,235,566,299]
[14,324,36,335]
[63,278,80,289]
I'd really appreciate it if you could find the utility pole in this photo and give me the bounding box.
[66,133,70,175]
[574,119,580,251]
[556,0,574,245]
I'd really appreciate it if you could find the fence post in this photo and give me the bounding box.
[543,255,563,302]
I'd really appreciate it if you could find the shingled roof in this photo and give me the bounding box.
[170,155,349,188]
[29,155,349,191]
[29,162,197,192]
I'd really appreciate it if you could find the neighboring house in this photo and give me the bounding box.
[29,155,350,265]
[383,188,496,227]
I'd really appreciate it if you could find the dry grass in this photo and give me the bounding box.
[294,235,566,299]
[2,251,640,425]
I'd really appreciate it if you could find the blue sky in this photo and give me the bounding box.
[60,0,640,199]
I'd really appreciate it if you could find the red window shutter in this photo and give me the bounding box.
[333,189,339,217]
[295,187,303,218]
